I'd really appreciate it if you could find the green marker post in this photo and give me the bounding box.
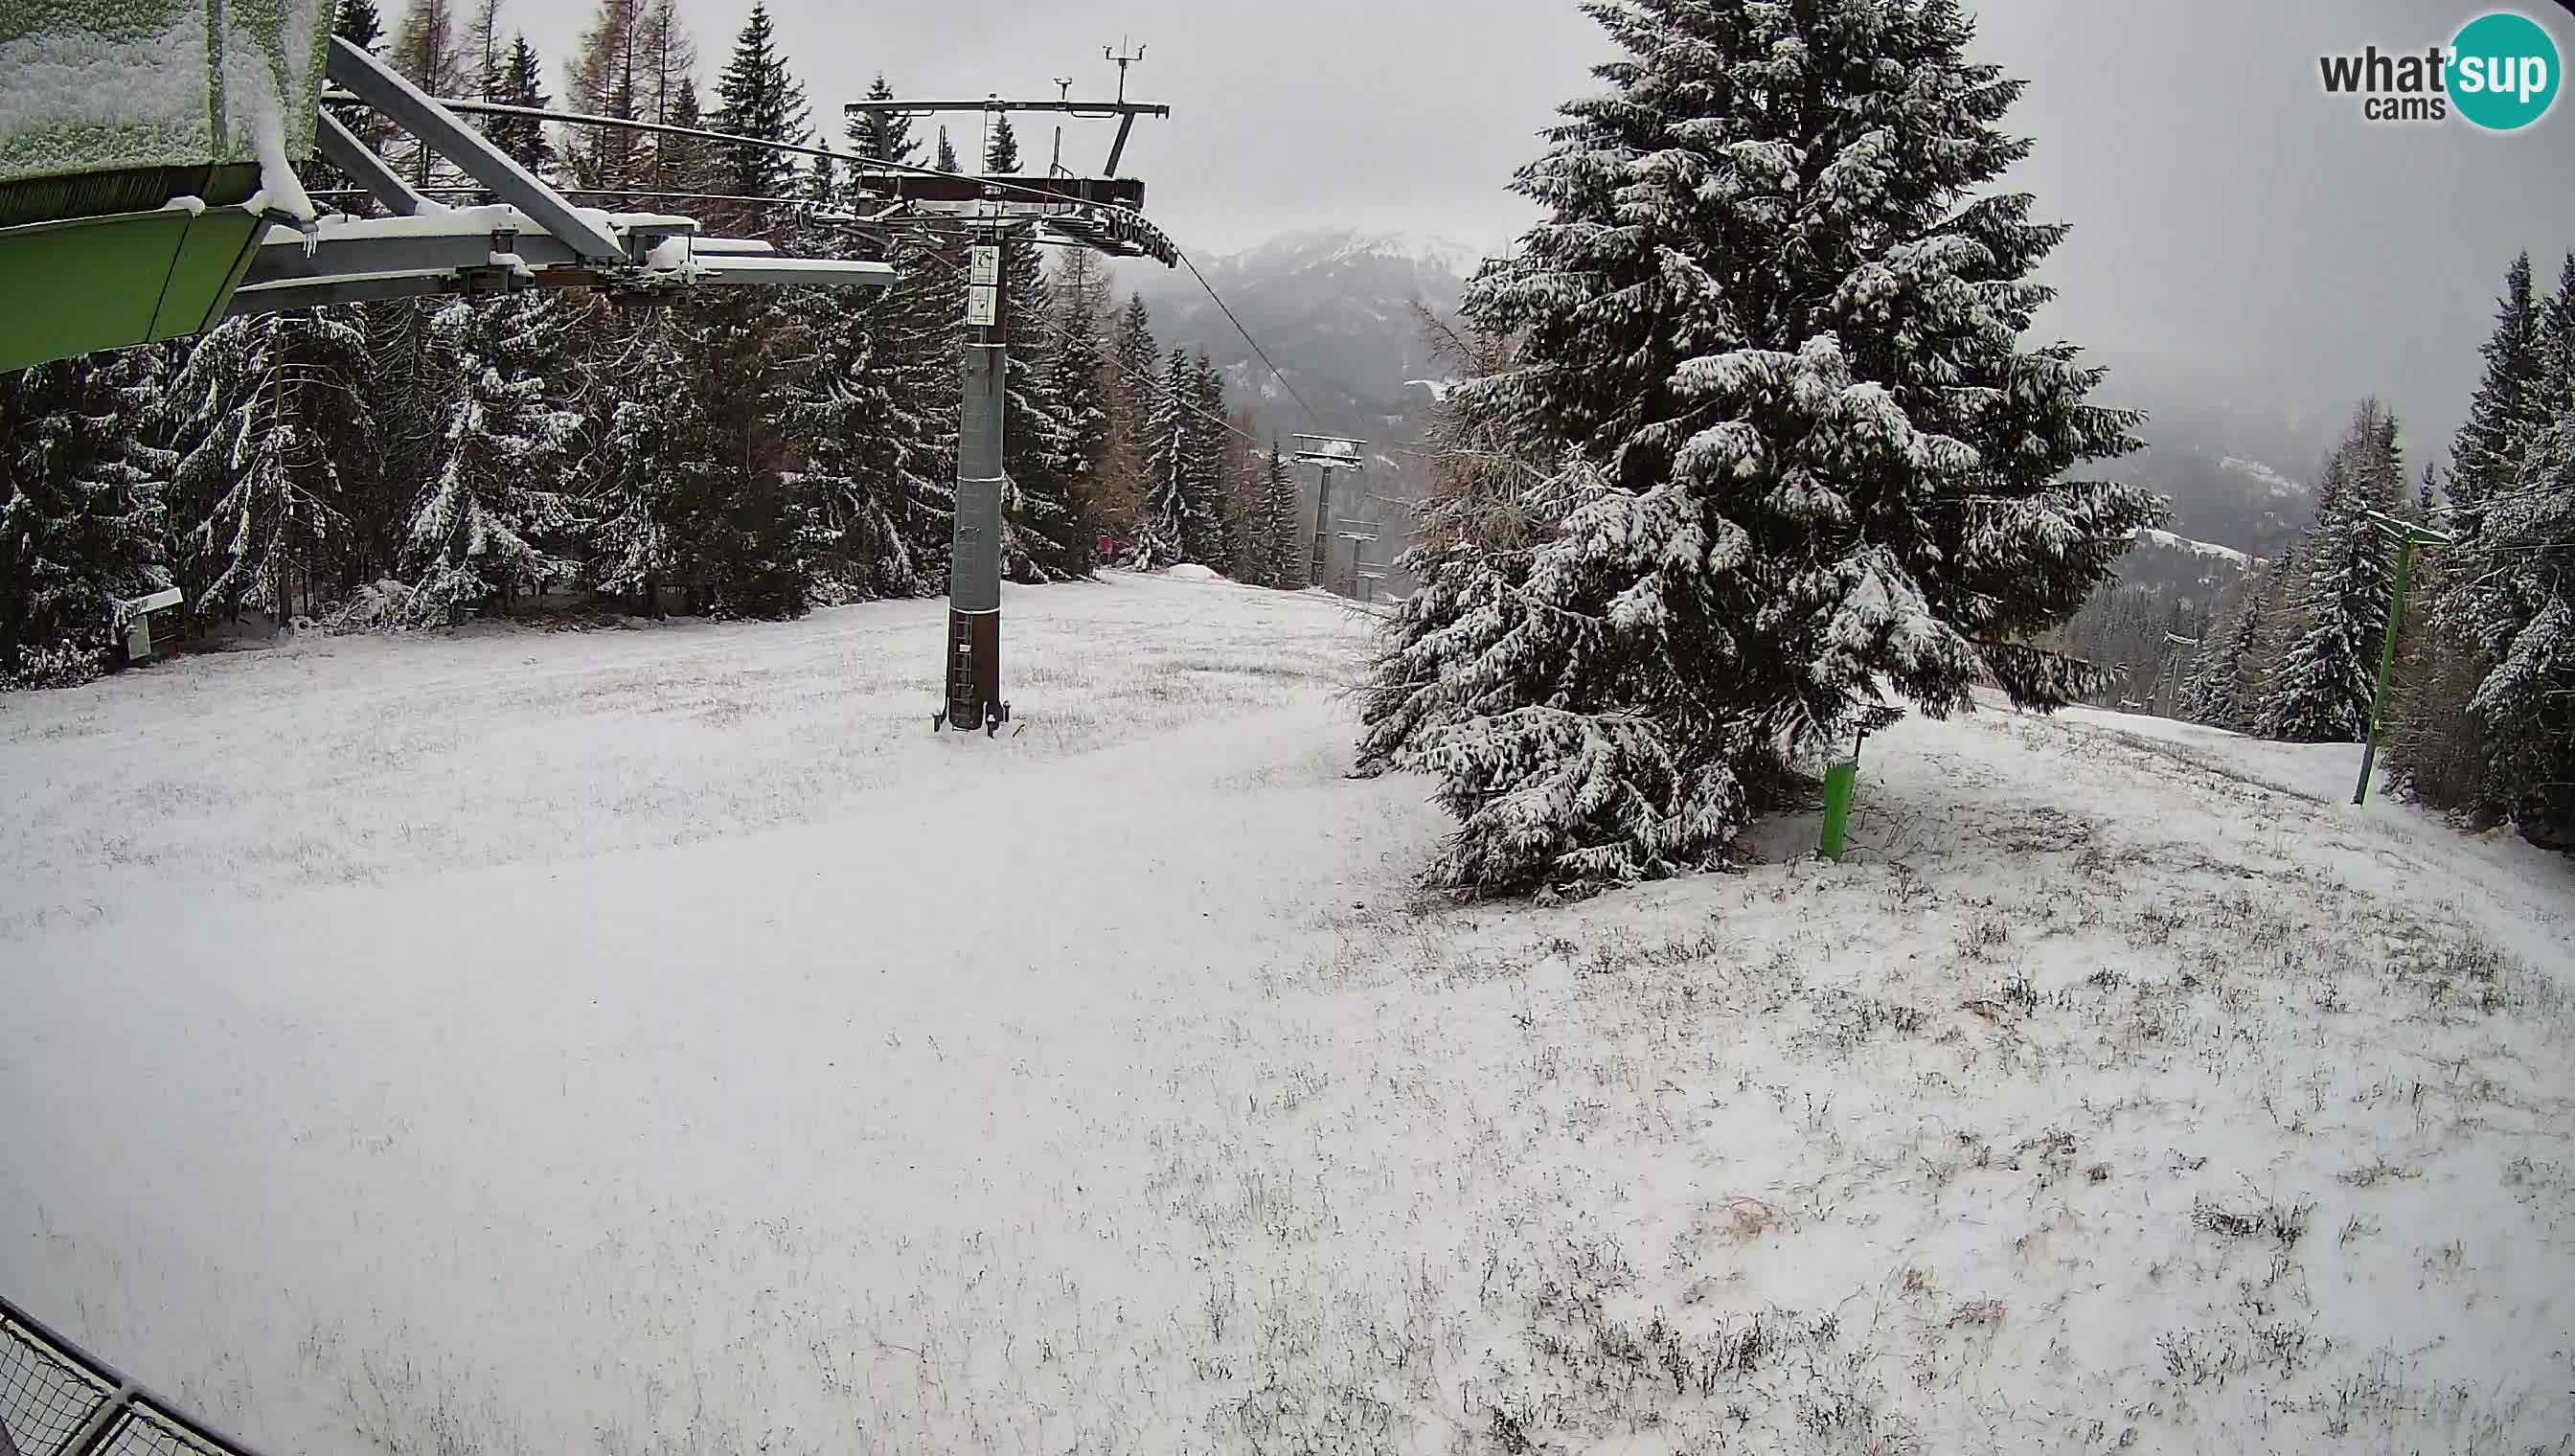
[2353,511,2454,808]
[1820,733,1864,861]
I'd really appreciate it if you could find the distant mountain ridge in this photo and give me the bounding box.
[1114,227,1494,437]
[1104,228,2337,602]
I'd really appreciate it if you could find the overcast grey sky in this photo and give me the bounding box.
[503,0,2575,459]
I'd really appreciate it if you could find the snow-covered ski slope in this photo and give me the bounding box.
[3,573,2570,1454]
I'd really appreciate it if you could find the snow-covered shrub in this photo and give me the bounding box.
[1,643,108,691]
[312,579,421,634]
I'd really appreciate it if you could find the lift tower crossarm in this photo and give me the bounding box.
[841,97,1172,121]
[315,110,440,217]
[840,94,1170,176]
[327,36,626,262]
[334,92,1158,213]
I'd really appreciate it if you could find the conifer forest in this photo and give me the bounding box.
[0,0,1310,685]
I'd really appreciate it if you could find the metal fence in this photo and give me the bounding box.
[1,1295,264,1456]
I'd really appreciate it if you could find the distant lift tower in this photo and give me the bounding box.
[1335,518,1384,602]
[1293,435,1367,593]
[840,62,1175,736]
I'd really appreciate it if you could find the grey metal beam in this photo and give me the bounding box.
[227,272,532,317]
[244,219,582,286]
[314,111,435,218]
[694,257,896,288]
[231,254,892,319]
[1105,113,1139,176]
[325,35,627,262]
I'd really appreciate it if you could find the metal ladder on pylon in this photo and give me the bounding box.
[946,614,978,717]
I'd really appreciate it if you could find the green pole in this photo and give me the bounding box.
[2353,534,2416,808]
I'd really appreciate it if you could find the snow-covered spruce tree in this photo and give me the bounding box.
[708,1,808,237]
[2463,495,2574,841]
[2447,254,2550,553]
[984,114,1022,174]
[874,242,964,592]
[1354,0,2158,895]
[672,285,810,619]
[2181,571,2264,729]
[1263,444,1306,589]
[801,147,837,212]
[1181,352,1233,572]
[0,350,175,674]
[1048,250,1115,573]
[167,312,370,626]
[1215,404,1265,583]
[847,74,919,168]
[996,230,1085,583]
[480,34,554,177]
[2234,538,2303,717]
[1100,292,1161,545]
[1132,347,1192,568]
[401,296,582,626]
[587,308,704,613]
[768,279,920,600]
[2452,263,2575,842]
[2400,260,2561,821]
[828,85,953,590]
[651,78,720,211]
[2259,402,2403,743]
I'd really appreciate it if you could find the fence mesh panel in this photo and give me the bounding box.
[1,1311,115,1456]
[96,1406,232,1456]
[0,1301,265,1456]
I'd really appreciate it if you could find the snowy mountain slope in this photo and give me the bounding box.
[3,578,2568,1454]
[2133,527,2254,566]
[2117,526,2262,606]
[2222,453,2308,500]
[2121,523,2266,607]
[2094,358,2333,564]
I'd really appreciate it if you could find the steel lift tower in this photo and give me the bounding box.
[842,68,1176,737]
[1293,435,1369,595]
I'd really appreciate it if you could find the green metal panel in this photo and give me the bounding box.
[0,204,263,372]
[152,204,262,338]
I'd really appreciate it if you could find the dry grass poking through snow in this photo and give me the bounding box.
[4,580,2570,1455]
[1214,700,2575,1455]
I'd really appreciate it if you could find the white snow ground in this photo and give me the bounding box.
[3,575,2571,1455]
